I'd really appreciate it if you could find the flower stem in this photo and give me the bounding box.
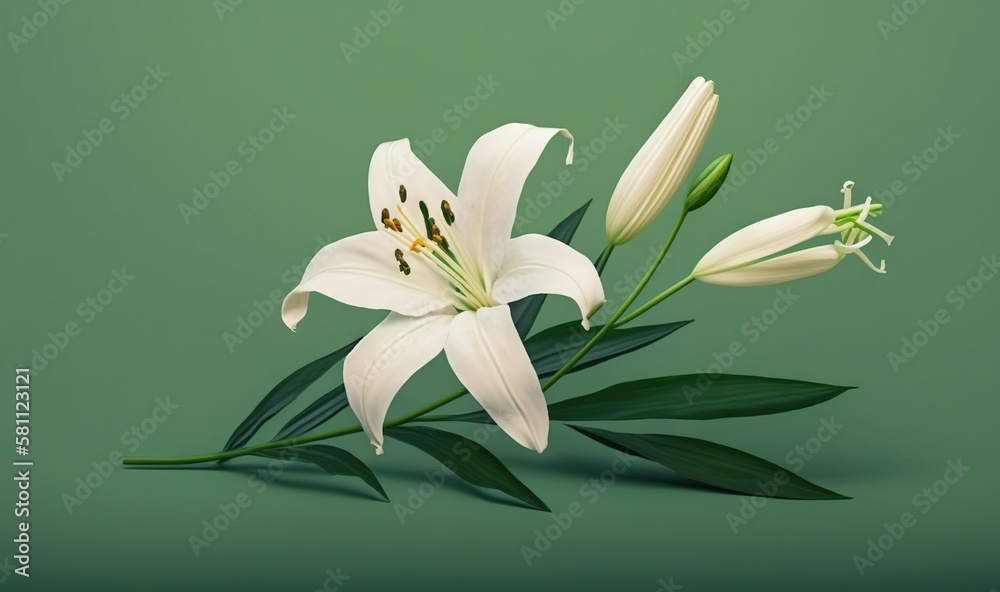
[540,209,689,391]
[123,388,468,466]
[613,275,695,327]
[594,243,615,276]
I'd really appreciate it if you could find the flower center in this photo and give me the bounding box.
[380,185,493,311]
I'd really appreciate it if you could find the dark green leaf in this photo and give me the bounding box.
[223,339,359,451]
[255,445,388,502]
[418,321,692,425]
[569,425,848,500]
[550,375,853,421]
[510,200,592,339]
[272,384,349,441]
[525,320,692,378]
[386,426,549,511]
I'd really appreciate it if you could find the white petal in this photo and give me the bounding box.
[607,77,719,244]
[368,139,457,232]
[491,234,606,330]
[281,231,456,330]
[697,245,844,286]
[343,311,454,454]
[455,124,574,288]
[694,206,836,277]
[444,305,549,453]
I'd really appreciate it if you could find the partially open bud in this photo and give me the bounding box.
[684,153,733,212]
[605,76,719,245]
[692,181,894,286]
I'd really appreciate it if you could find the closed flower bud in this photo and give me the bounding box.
[684,153,733,212]
[605,76,719,245]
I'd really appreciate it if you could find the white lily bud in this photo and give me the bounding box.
[693,181,894,286]
[605,76,719,245]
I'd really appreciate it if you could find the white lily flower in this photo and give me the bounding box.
[605,76,719,245]
[693,181,894,286]
[282,124,606,455]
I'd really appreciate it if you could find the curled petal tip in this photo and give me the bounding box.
[373,442,384,455]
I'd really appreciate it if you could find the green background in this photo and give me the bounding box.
[1,0,997,590]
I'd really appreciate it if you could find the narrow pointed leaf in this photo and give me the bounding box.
[272,384,349,441]
[255,444,388,501]
[510,200,592,339]
[418,321,693,425]
[223,338,360,451]
[525,320,692,377]
[386,426,549,511]
[550,375,853,421]
[570,425,848,500]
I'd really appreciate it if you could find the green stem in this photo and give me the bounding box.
[123,388,468,466]
[594,243,615,276]
[614,275,695,327]
[540,209,689,391]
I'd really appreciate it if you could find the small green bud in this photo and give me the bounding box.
[684,153,733,212]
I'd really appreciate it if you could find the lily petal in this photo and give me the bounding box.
[694,206,836,277]
[697,245,844,286]
[445,305,549,453]
[343,311,454,454]
[491,234,606,330]
[368,139,457,232]
[282,231,456,330]
[455,124,574,289]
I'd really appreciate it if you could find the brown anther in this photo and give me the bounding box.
[381,208,394,229]
[392,218,403,232]
[399,184,407,203]
[394,248,411,275]
[441,200,455,225]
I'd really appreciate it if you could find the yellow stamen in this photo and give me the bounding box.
[409,237,428,252]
